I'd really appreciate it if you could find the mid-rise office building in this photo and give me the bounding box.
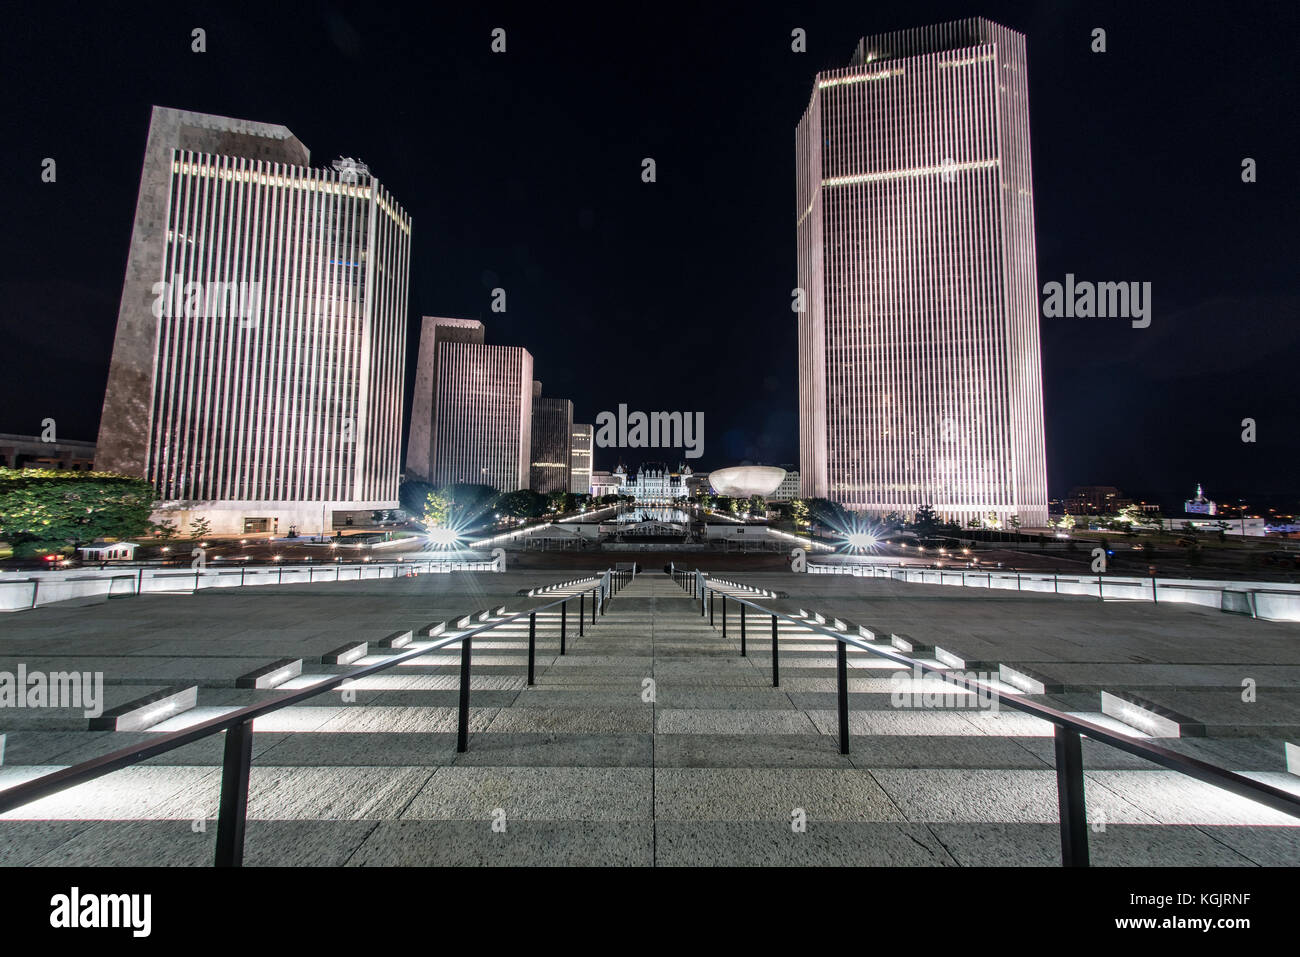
[770,467,801,502]
[796,19,1048,527]
[407,318,534,493]
[529,383,573,494]
[97,106,411,534]
[570,423,593,494]
[1064,486,1130,516]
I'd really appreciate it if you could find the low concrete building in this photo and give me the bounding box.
[590,470,623,497]
[0,433,96,471]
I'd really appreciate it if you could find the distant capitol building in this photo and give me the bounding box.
[617,463,692,504]
[1184,484,1217,516]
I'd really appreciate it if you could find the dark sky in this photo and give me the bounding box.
[2,0,1297,513]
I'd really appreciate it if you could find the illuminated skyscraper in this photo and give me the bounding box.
[407,318,534,493]
[570,423,593,494]
[796,18,1047,526]
[98,106,411,534]
[529,383,573,494]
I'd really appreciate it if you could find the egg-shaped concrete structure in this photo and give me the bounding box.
[709,465,786,497]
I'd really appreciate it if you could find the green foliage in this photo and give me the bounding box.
[398,480,436,516]
[910,504,940,535]
[805,497,850,530]
[0,468,157,557]
[790,499,809,528]
[547,490,577,514]
[498,489,548,519]
[422,488,453,528]
[188,517,212,540]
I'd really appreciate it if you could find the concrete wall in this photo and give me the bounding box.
[806,562,1300,622]
[0,557,500,612]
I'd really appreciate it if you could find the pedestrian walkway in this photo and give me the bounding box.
[1,571,1297,865]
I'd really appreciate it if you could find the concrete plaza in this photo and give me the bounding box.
[0,568,1297,866]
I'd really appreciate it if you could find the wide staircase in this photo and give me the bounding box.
[1,570,1297,865]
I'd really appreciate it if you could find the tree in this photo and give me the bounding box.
[422,489,453,528]
[444,483,499,522]
[790,499,809,529]
[398,480,437,517]
[911,504,939,536]
[806,497,851,531]
[188,517,212,540]
[498,489,547,520]
[0,469,157,557]
[748,495,766,515]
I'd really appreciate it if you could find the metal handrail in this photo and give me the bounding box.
[682,570,1300,866]
[0,571,623,865]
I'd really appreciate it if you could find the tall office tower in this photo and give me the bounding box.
[97,106,411,535]
[407,318,534,492]
[569,423,594,494]
[796,18,1048,527]
[529,382,573,494]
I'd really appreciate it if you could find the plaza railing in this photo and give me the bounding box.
[0,573,615,866]
[1,556,505,612]
[674,569,1300,867]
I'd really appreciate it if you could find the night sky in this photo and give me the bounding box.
[2,1,1296,513]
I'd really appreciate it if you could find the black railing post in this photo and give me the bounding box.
[1054,724,1090,866]
[214,719,254,867]
[721,594,727,637]
[771,614,779,687]
[456,637,473,752]
[528,612,536,686]
[709,590,715,626]
[561,600,567,655]
[579,592,585,637]
[740,603,746,657]
[837,640,850,755]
